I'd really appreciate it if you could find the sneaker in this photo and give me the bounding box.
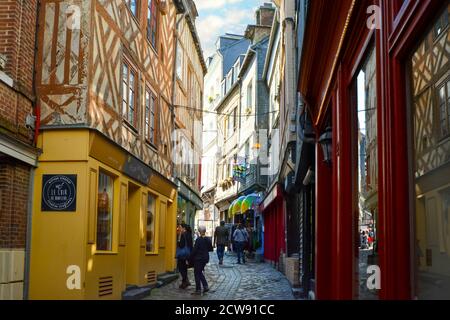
[219,259,223,265]
[203,288,210,293]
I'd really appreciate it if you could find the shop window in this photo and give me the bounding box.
[410,4,450,300]
[147,0,158,49]
[145,87,158,146]
[97,172,114,251]
[122,60,138,128]
[125,0,139,18]
[146,194,156,253]
[354,46,379,300]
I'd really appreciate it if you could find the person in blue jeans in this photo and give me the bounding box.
[214,221,229,265]
[233,223,249,264]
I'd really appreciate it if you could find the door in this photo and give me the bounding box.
[125,184,140,286]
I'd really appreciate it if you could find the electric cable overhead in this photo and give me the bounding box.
[172,104,279,117]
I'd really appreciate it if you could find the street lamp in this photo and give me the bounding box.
[319,127,332,166]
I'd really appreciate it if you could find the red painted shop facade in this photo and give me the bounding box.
[298,0,450,299]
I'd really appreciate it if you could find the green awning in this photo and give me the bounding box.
[241,193,261,213]
[231,196,246,216]
[228,199,237,216]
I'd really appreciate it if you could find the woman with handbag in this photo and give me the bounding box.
[177,224,193,289]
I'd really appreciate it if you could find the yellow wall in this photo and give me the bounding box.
[30,130,177,299]
[29,160,88,299]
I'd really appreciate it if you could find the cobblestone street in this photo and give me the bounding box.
[145,251,295,300]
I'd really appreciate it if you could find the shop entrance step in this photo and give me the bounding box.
[156,272,179,287]
[122,284,155,300]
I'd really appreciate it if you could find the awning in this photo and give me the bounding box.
[229,196,246,217]
[241,193,261,213]
[228,199,237,216]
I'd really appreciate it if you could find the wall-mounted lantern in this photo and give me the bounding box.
[319,127,332,166]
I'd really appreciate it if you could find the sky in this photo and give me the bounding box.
[194,0,270,59]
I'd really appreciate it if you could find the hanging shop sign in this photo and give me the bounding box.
[232,160,247,183]
[42,174,77,212]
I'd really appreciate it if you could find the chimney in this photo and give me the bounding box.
[245,3,275,44]
[256,3,275,26]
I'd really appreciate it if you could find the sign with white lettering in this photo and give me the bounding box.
[42,175,77,211]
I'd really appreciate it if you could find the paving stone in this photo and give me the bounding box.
[144,251,296,300]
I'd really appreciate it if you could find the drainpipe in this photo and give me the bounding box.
[24,0,42,300]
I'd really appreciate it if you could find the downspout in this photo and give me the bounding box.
[24,0,41,300]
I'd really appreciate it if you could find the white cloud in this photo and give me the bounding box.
[196,9,253,58]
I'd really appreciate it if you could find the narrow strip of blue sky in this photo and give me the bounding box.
[194,0,270,59]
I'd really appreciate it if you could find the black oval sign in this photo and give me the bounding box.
[42,175,77,212]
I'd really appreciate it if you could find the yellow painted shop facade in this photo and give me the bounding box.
[29,129,177,299]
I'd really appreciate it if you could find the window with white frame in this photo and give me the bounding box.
[147,0,159,49]
[122,60,138,128]
[176,41,183,80]
[145,87,158,145]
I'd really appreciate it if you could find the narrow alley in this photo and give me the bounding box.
[145,251,294,300]
[1,0,449,304]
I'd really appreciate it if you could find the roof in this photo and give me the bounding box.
[220,37,251,77]
[237,36,270,79]
[174,0,207,74]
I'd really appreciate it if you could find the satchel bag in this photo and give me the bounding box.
[176,245,191,259]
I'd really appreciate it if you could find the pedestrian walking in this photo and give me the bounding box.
[368,228,375,248]
[189,225,213,295]
[233,223,249,264]
[230,224,237,253]
[214,221,229,265]
[360,230,368,249]
[176,224,193,289]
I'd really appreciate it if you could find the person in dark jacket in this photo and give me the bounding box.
[214,221,229,265]
[189,225,213,295]
[177,224,193,289]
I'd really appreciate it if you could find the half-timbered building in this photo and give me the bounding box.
[30,0,179,299]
